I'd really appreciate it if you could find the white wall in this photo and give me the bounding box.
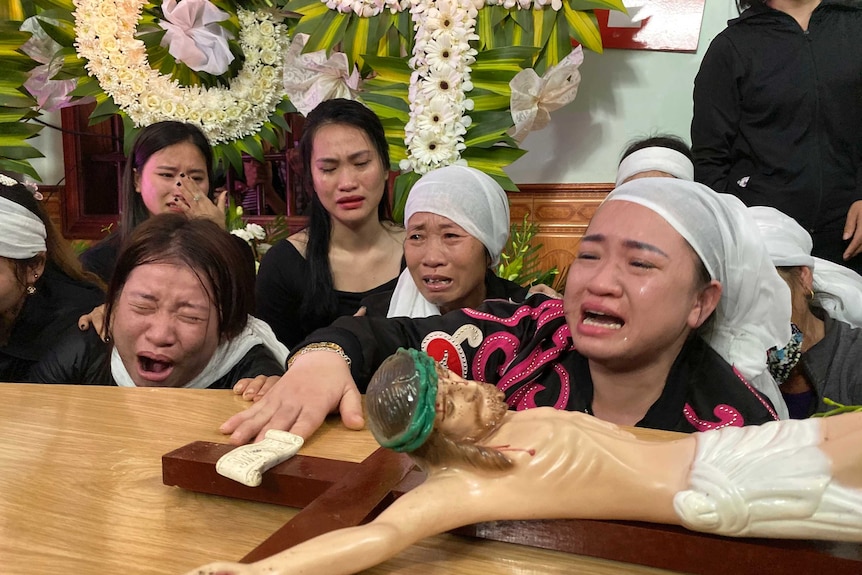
[28,1,738,186]
[29,109,65,185]
[507,0,738,184]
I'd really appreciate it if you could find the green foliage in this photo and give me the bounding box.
[497,213,560,289]
[262,213,291,245]
[811,398,862,418]
[70,238,90,256]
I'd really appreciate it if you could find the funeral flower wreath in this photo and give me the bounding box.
[72,0,288,145]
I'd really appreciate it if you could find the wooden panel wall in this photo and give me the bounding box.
[509,183,612,281]
[49,180,612,272]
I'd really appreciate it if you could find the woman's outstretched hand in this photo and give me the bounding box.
[221,350,365,443]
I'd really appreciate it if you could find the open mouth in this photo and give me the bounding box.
[582,310,624,330]
[137,355,175,382]
[422,277,452,292]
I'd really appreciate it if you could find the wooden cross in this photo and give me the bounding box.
[163,440,862,574]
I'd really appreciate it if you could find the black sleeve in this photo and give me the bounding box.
[292,296,555,392]
[255,240,307,348]
[691,34,743,192]
[79,234,121,285]
[358,289,394,317]
[29,326,110,384]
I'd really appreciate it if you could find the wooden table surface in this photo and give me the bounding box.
[0,384,678,575]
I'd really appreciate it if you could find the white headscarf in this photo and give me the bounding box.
[750,206,862,329]
[615,146,695,187]
[112,315,288,388]
[0,195,47,259]
[387,165,510,318]
[605,178,791,419]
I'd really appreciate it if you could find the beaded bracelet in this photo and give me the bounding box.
[287,342,352,369]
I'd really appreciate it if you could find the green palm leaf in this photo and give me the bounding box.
[563,2,602,53]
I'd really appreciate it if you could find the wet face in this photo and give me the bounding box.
[134,141,209,216]
[404,212,489,314]
[434,367,508,442]
[111,263,220,387]
[310,123,387,227]
[563,201,718,371]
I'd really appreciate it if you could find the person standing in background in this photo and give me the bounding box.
[691,0,862,274]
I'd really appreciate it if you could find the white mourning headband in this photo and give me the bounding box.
[615,147,695,187]
[0,195,47,259]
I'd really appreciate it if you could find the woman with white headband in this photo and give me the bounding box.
[751,206,862,418]
[0,176,104,381]
[220,177,788,444]
[360,165,528,318]
[615,135,695,186]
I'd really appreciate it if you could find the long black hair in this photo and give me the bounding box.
[297,99,393,329]
[119,121,214,240]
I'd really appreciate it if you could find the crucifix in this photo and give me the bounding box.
[162,439,862,574]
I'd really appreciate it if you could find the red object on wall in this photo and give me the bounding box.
[595,0,706,53]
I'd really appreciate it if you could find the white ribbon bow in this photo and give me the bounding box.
[508,46,584,143]
[159,0,235,76]
[283,33,361,116]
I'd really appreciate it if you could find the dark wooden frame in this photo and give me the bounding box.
[57,104,614,245]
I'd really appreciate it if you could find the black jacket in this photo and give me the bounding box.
[359,269,531,317]
[291,296,779,433]
[692,1,862,236]
[80,232,122,285]
[0,266,104,382]
[30,325,285,387]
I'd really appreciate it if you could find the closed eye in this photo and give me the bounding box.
[130,304,156,314]
[630,260,656,269]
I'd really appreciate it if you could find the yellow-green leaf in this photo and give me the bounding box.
[304,11,350,55]
[563,2,603,53]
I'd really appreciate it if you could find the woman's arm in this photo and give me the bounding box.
[29,326,108,384]
[222,298,552,443]
[221,349,363,443]
[255,240,307,348]
[691,35,742,192]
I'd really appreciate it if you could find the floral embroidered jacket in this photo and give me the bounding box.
[294,295,779,433]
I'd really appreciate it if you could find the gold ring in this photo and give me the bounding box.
[193,195,201,202]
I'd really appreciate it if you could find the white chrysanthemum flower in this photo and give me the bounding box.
[73,2,289,144]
